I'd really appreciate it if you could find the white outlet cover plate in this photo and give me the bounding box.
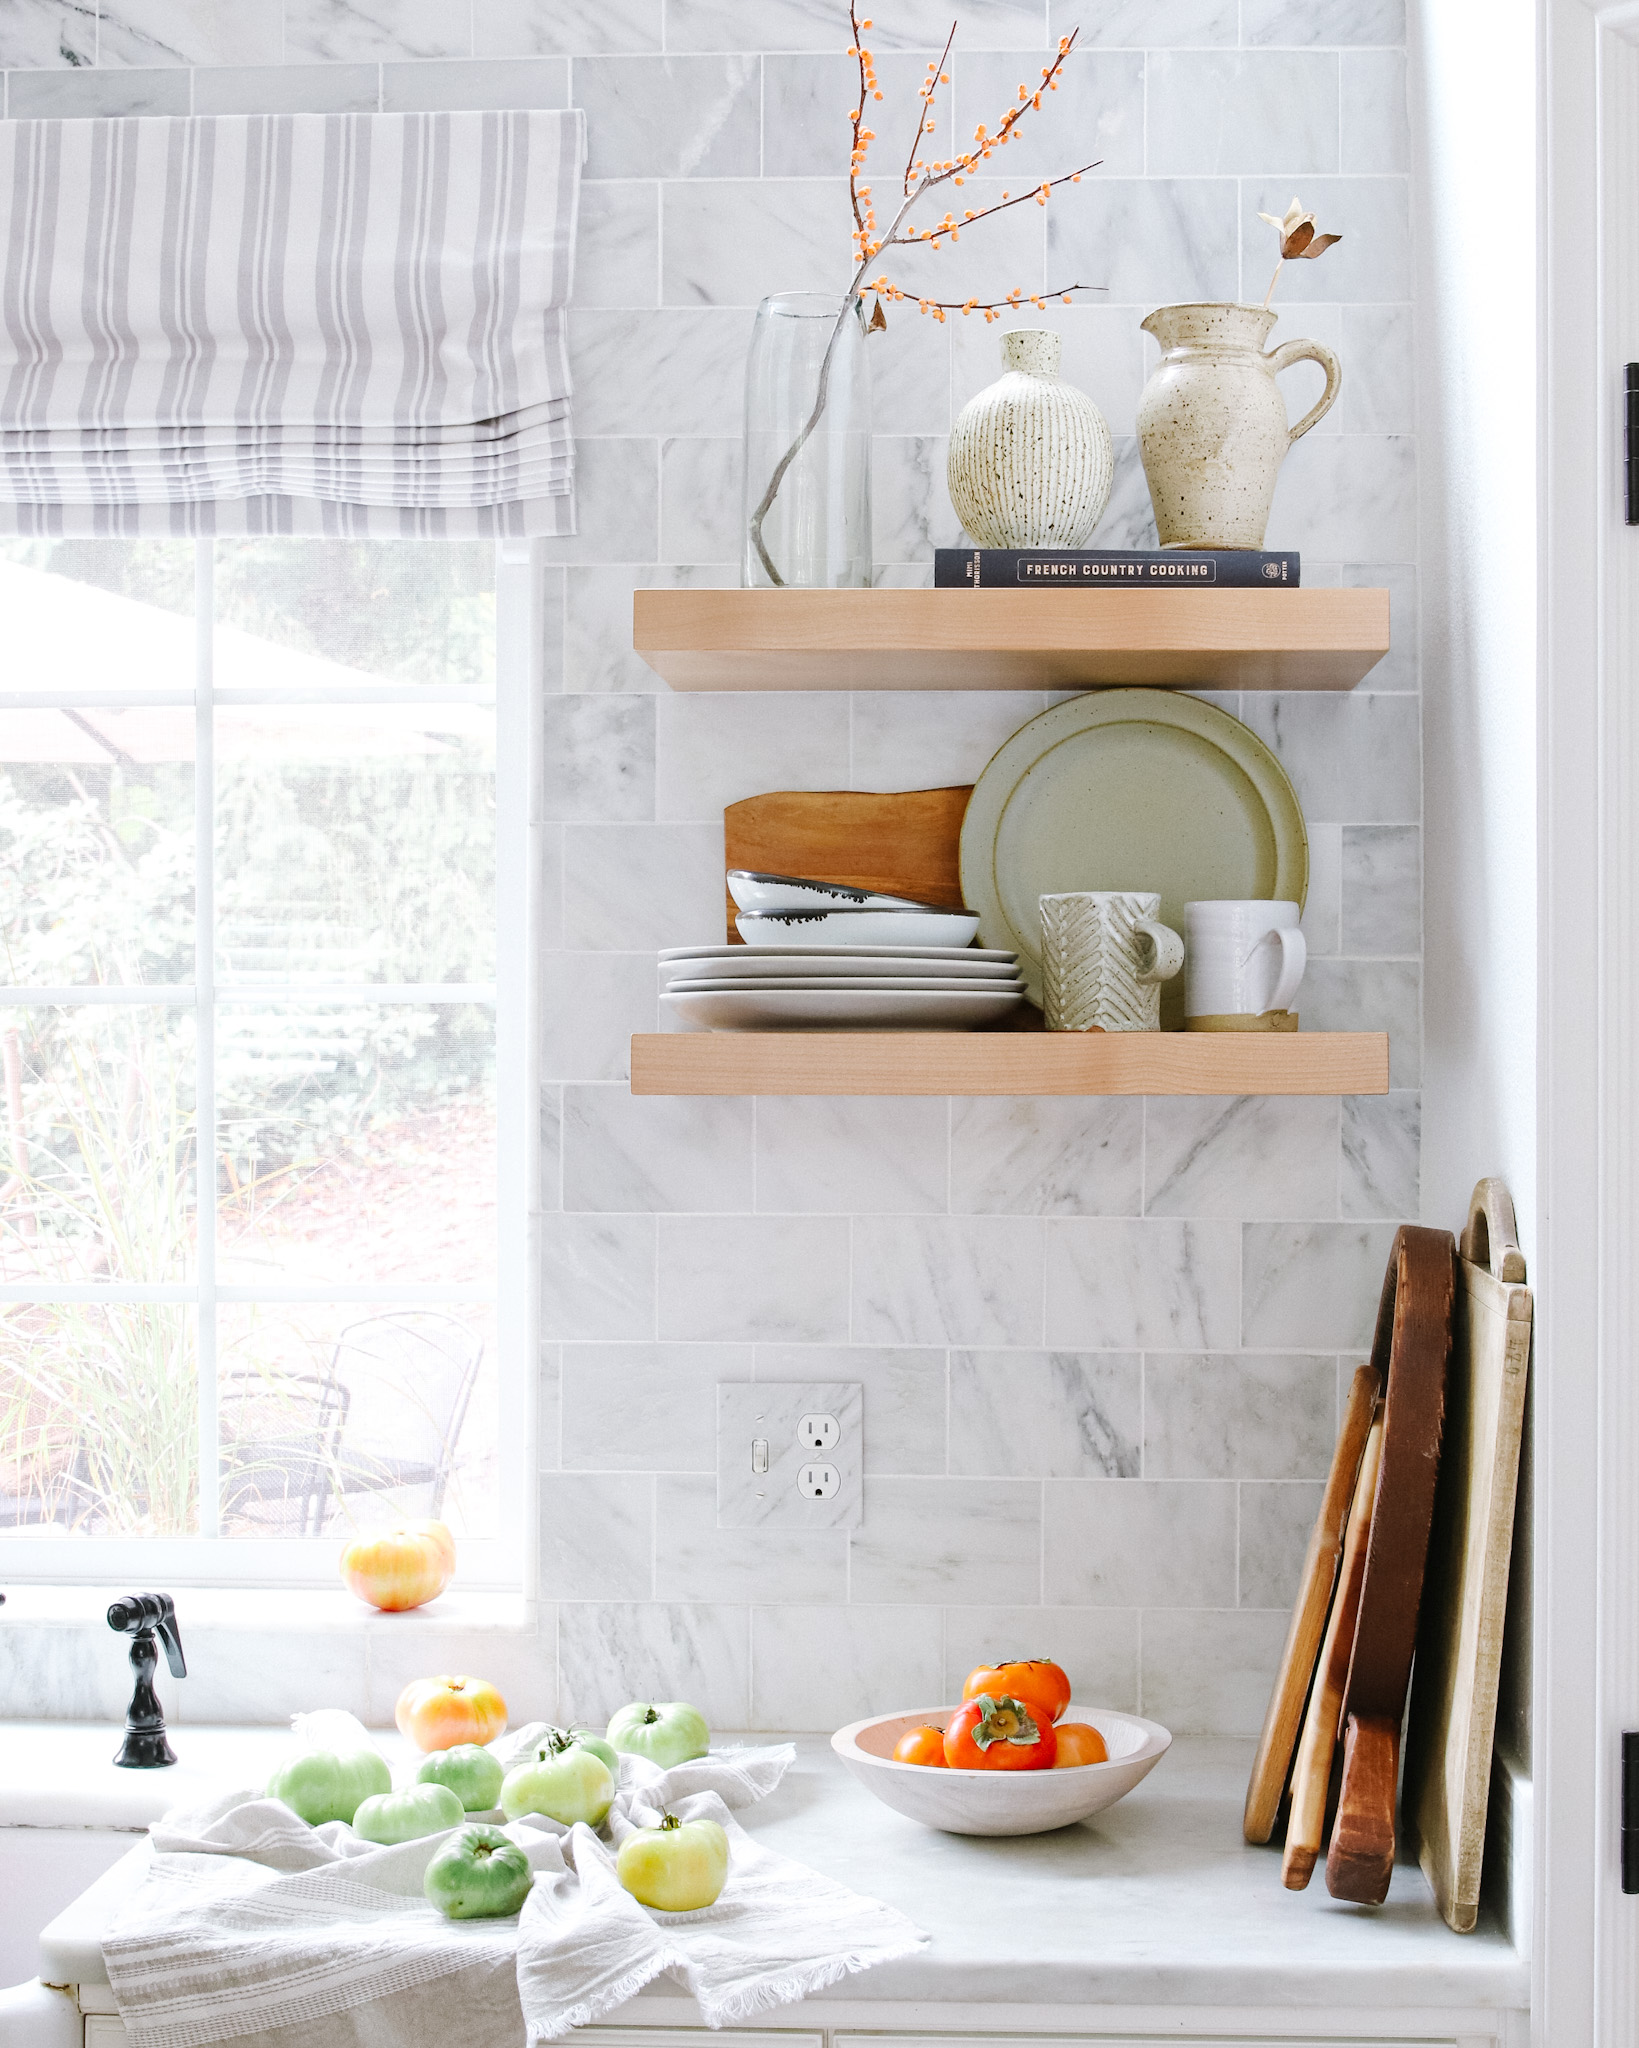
[717,1382,862,1529]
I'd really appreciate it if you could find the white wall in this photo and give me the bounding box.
[1413,0,1537,1247]
[0,1,1422,1735]
[1409,0,1536,1764]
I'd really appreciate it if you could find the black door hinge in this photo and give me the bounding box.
[1626,365,1639,525]
[1624,1731,1639,1891]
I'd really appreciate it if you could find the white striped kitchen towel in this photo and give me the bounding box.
[102,1730,925,2048]
[0,109,583,535]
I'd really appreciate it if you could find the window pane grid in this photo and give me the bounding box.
[9,688,495,710]
[2,537,515,1558]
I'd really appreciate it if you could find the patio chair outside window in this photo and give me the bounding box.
[327,1310,483,1524]
[220,1370,350,1537]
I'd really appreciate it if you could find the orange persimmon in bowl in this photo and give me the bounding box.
[1052,1721,1109,1768]
[961,1658,1071,1726]
[341,1520,456,1612]
[396,1674,508,1752]
[892,1724,948,1767]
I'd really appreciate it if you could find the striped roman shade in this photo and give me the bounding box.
[0,108,583,536]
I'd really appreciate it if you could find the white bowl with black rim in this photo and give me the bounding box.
[831,1704,1171,1836]
[727,870,947,915]
[736,908,981,949]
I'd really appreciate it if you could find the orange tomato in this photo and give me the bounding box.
[943,1693,1057,1771]
[395,1674,508,1752]
[340,1520,456,1613]
[892,1725,948,1767]
[962,1658,1072,1725]
[1052,1721,1109,1768]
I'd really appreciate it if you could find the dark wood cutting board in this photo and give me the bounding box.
[1326,1223,1456,1905]
[721,787,972,942]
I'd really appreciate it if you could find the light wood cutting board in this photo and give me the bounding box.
[721,787,972,943]
[1403,1177,1533,1934]
[1243,1361,1381,1844]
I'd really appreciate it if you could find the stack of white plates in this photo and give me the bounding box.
[659,944,1027,1031]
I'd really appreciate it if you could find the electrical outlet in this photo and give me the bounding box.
[717,1382,863,1528]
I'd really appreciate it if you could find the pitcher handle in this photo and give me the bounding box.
[1266,338,1342,445]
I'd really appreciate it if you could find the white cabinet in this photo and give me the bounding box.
[0,1835,134,1992]
[60,2009,1524,2048]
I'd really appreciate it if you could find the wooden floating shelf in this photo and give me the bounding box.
[633,587,1390,693]
[630,1031,1390,1098]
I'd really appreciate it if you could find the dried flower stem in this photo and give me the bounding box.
[748,5,1104,586]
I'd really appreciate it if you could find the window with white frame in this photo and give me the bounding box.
[0,537,533,1586]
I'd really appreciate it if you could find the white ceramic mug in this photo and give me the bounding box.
[1184,900,1306,1030]
[1040,891,1185,1032]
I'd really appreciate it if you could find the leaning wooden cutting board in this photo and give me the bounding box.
[721,788,972,942]
[1243,1362,1381,1844]
[1326,1223,1455,1906]
[1403,1177,1533,1933]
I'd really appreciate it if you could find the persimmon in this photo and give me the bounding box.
[892,1724,948,1767]
[1052,1721,1109,1768]
[944,1693,1056,1771]
[961,1657,1071,1725]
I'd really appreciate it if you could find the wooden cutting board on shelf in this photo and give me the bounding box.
[1326,1223,1456,1906]
[1402,1177,1533,1934]
[1243,1361,1381,1844]
[721,787,972,942]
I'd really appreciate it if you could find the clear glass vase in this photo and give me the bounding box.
[741,291,873,589]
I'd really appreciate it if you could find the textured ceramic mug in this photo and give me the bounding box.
[1184,899,1306,1030]
[1136,303,1341,549]
[1040,892,1184,1032]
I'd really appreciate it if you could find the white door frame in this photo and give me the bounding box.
[1541,1,1639,2038]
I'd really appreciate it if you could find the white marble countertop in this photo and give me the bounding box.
[12,1723,1528,2018]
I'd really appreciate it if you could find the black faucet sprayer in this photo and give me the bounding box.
[107,1593,186,1768]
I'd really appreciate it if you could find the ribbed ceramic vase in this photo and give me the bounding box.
[946,329,1113,548]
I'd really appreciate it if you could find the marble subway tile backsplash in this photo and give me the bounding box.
[2,0,1420,1737]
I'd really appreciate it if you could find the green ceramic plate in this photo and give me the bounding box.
[959,689,1308,1028]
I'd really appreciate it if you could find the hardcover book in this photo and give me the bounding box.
[934,547,1301,588]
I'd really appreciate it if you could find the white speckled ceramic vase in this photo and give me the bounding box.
[1136,303,1341,549]
[946,328,1114,549]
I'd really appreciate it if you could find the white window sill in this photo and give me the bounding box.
[0,1584,533,1633]
[0,1585,546,1726]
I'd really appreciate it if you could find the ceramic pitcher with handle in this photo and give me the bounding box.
[1136,303,1341,550]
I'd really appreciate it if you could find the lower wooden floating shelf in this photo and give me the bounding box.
[630,1031,1390,1097]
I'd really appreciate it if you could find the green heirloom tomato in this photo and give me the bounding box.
[417,1743,505,1813]
[267,1747,392,1826]
[606,1701,710,1769]
[569,1728,620,1775]
[423,1824,534,1920]
[616,1813,729,1912]
[499,1737,615,1827]
[353,1781,464,1845]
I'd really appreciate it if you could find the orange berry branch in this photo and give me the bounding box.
[848,4,1101,322]
[749,6,1107,585]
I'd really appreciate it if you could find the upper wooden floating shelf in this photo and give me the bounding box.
[633,587,1390,693]
[630,1031,1389,1098]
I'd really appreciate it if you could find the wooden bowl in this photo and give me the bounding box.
[831,1704,1171,1837]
